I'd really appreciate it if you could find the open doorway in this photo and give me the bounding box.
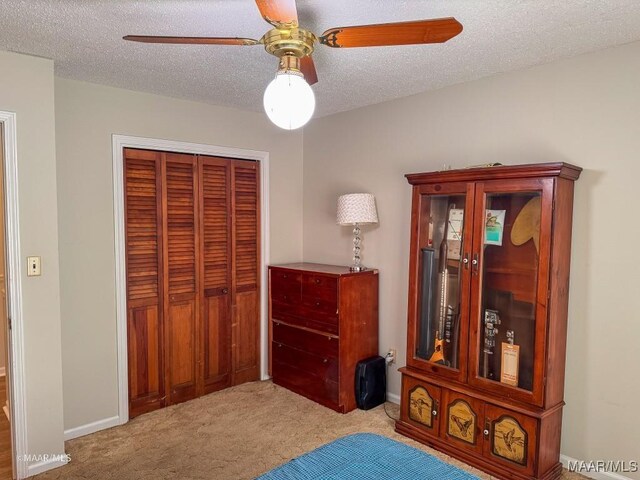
[0,124,12,478]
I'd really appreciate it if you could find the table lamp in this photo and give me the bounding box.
[336,193,379,272]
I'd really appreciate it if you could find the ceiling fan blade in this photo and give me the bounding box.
[300,56,318,85]
[255,0,298,28]
[319,18,463,48]
[123,35,260,46]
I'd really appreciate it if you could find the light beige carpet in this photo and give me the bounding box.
[37,381,585,480]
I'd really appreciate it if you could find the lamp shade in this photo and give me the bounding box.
[337,193,379,226]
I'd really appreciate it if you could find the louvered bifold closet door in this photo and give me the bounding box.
[163,153,200,405]
[124,148,165,417]
[232,160,261,384]
[126,149,261,417]
[199,156,232,394]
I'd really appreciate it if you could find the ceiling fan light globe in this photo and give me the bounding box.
[263,72,315,130]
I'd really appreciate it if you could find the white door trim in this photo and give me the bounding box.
[1,111,28,479]
[112,134,270,425]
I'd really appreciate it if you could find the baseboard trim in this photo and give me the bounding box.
[64,415,121,441]
[26,457,69,477]
[386,392,400,405]
[560,454,635,480]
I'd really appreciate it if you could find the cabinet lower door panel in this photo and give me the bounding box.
[484,404,538,476]
[400,376,442,437]
[442,390,484,455]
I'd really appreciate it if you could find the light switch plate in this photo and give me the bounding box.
[27,256,41,277]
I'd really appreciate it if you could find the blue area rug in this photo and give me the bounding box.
[256,433,480,479]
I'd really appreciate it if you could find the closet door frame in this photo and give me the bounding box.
[113,135,270,425]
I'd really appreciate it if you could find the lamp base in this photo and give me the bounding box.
[349,265,367,272]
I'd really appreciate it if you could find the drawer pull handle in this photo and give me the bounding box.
[315,279,321,284]
[222,288,228,294]
[483,429,489,436]
[327,336,332,341]
[283,274,288,279]
[315,302,321,307]
[323,358,328,363]
[277,343,282,348]
[432,410,437,416]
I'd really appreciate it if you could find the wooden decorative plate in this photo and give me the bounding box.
[447,399,476,444]
[409,387,434,427]
[492,416,527,465]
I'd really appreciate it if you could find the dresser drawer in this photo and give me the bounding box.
[302,274,338,301]
[271,299,300,320]
[272,360,339,406]
[275,313,338,335]
[273,321,339,359]
[270,270,301,319]
[272,341,338,380]
[271,269,302,286]
[270,270,301,304]
[301,295,338,319]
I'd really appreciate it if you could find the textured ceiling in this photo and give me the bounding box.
[2,1,640,117]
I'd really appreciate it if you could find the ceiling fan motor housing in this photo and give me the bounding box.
[262,27,316,61]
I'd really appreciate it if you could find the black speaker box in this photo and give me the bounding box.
[355,355,386,410]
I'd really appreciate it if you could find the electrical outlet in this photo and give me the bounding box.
[27,256,41,277]
[386,348,396,364]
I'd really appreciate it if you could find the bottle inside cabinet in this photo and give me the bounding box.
[478,191,542,392]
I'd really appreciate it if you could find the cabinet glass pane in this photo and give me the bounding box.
[416,194,466,369]
[478,192,541,391]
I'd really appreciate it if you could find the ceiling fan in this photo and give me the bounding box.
[124,0,463,130]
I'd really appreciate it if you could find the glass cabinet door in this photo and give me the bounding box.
[408,182,474,382]
[469,179,553,405]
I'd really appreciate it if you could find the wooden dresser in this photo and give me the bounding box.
[269,263,379,413]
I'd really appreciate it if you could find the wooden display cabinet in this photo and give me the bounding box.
[395,163,581,480]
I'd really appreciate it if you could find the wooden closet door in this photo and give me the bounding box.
[124,148,165,417]
[231,160,261,384]
[198,156,232,394]
[163,153,200,404]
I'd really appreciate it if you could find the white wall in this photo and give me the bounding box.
[54,78,304,432]
[0,128,6,375]
[0,51,66,468]
[303,41,640,476]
